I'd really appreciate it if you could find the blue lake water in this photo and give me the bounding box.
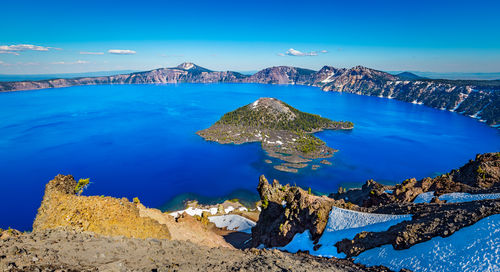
[0,83,499,230]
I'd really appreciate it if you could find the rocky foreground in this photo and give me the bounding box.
[197,97,353,172]
[252,152,500,265]
[0,229,392,272]
[1,152,499,271]
[0,63,498,126]
[0,175,390,271]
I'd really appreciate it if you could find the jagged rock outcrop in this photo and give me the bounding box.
[1,63,498,126]
[251,175,339,247]
[251,152,500,259]
[33,174,171,239]
[331,152,500,207]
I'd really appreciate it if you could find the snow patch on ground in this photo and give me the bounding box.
[224,206,235,214]
[278,207,410,258]
[439,192,500,203]
[413,192,500,204]
[251,100,259,109]
[413,191,435,203]
[170,206,238,217]
[169,207,218,217]
[208,214,256,233]
[355,214,500,272]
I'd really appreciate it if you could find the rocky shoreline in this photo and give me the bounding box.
[197,97,353,172]
[1,62,498,126]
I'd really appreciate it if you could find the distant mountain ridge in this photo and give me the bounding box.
[0,62,498,126]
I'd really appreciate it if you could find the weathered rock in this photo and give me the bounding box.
[33,174,171,240]
[332,152,500,208]
[251,175,337,247]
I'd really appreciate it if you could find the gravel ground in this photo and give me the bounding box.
[0,229,392,272]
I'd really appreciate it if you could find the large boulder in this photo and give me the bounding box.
[251,175,336,247]
[33,174,171,239]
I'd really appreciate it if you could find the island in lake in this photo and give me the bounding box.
[197,97,353,173]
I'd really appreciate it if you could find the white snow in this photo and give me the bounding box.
[276,140,283,145]
[413,191,500,204]
[208,214,256,233]
[278,207,411,258]
[224,206,235,214]
[281,200,287,208]
[439,192,500,203]
[169,206,218,217]
[182,63,194,70]
[169,205,238,217]
[321,73,335,83]
[413,191,435,204]
[354,214,500,272]
[251,100,259,109]
[238,207,248,212]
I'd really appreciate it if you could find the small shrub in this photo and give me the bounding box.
[133,197,140,204]
[262,196,269,209]
[308,187,312,195]
[74,178,90,195]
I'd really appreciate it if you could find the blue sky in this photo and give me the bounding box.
[1,0,499,74]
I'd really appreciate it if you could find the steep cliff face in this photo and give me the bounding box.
[1,63,498,126]
[319,67,499,126]
[251,175,339,247]
[244,66,316,85]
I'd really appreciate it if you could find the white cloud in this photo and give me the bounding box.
[108,49,136,55]
[52,60,89,65]
[286,48,317,56]
[80,51,104,55]
[0,50,20,55]
[280,48,329,57]
[0,44,50,51]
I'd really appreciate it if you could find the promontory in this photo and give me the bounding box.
[196,97,353,172]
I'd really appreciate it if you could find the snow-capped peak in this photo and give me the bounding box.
[178,62,195,70]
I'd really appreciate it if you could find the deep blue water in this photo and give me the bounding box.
[0,83,498,230]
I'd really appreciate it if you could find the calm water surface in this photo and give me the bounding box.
[0,83,498,230]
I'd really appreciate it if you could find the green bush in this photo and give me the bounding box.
[74,178,90,195]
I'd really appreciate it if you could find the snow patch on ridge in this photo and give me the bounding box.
[413,192,500,204]
[355,214,500,272]
[278,207,410,258]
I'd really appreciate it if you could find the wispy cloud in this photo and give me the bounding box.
[0,51,20,55]
[0,44,53,52]
[279,48,328,57]
[51,60,90,65]
[0,44,61,56]
[108,49,136,55]
[80,51,104,55]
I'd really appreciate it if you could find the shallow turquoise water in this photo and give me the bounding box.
[0,83,498,230]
